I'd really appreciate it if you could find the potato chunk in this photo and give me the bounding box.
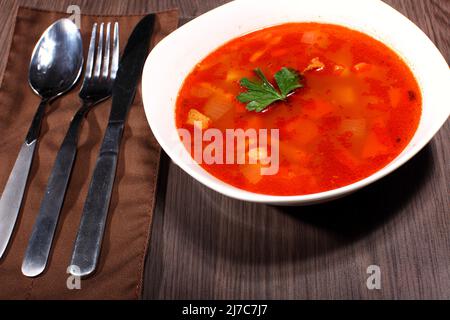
[186,109,211,129]
[248,147,268,163]
[203,94,233,121]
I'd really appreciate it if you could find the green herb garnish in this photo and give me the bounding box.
[237,67,303,112]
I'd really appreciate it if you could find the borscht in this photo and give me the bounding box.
[175,23,421,196]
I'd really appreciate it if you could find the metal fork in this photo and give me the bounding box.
[21,22,119,277]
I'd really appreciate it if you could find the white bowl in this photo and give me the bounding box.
[142,0,450,205]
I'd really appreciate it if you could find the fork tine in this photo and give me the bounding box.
[102,23,111,78]
[84,23,97,79]
[93,23,104,78]
[110,22,119,80]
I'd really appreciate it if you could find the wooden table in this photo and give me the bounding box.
[0,0,448,299]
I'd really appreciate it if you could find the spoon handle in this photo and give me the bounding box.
[21,105,89,277]
[0,99,47,259]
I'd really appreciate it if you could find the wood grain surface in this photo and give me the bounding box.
[0,0,448,300]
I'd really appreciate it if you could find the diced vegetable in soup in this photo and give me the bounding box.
[175,23,421,196]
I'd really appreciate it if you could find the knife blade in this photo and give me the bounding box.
[69,14,156,277]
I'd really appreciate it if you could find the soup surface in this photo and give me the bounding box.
[175,23,421,196]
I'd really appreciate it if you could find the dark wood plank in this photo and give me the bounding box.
[0,0,448,300]
[143,0,450,299]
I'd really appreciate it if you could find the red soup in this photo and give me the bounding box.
[175,23,421,196]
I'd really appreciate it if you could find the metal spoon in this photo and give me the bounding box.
[0,18,83,259]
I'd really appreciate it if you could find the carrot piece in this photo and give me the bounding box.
[332,85,356,105]
[303,99,335,119]
[353,62,371,73]
[190,82,223,98]
[271,48,289,57]
[226,69,245,82]
[279,142,309,164]
[249,49,266,63]
[388,87,402,108]
[284,118,319,145]
[240,164,263,184]
[269,36,282,45]
[361,132,389,158]
[245,115,263,130]
[336,145,361,167]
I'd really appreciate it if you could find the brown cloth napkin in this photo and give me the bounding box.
[0,7,178,299]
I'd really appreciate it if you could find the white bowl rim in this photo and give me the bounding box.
[142,0,450,204]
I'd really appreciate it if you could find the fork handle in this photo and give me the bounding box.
[21,105,90,277]
[70,121,124,277]
[0,98,47,259]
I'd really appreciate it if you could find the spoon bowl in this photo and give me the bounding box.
[29,19,83,99]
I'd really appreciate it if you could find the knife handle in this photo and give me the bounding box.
[21,107,88,277]
[70,121,124,277]
[0,99,47,259]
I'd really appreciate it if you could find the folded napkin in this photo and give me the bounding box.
[0,7,178,299]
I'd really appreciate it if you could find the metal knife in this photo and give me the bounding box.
[69,14,156,277]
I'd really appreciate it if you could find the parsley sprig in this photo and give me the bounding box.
[237,67,303,112]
